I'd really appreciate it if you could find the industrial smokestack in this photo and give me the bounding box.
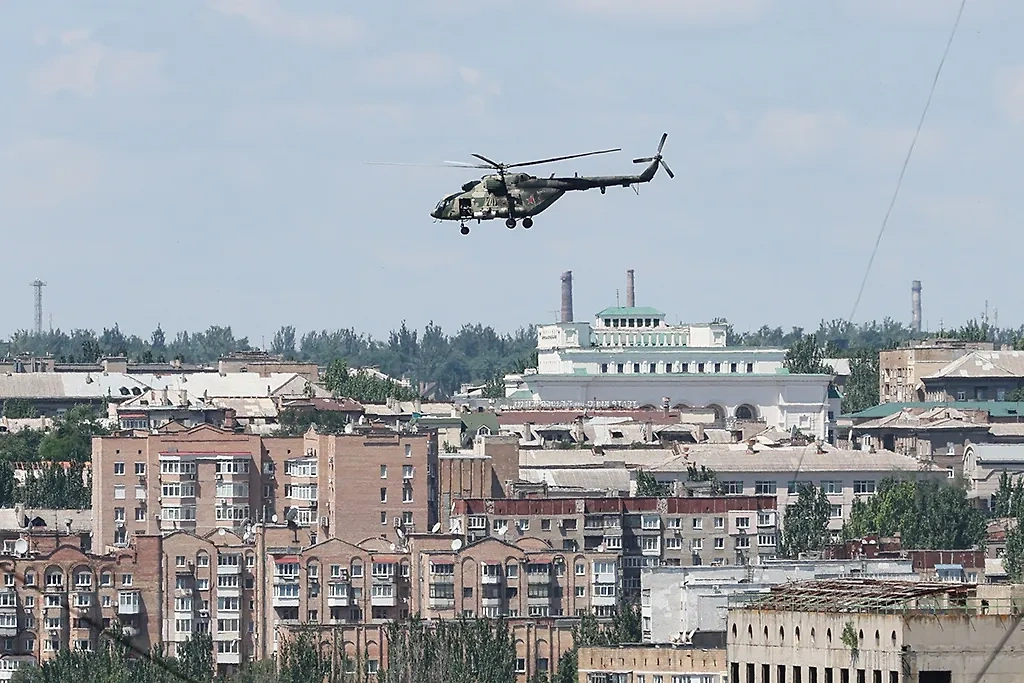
[911,280,922,333]
[626,269,635,308]
[560,271,574,323]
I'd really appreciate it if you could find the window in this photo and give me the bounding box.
[821,481,840,494]
[114,485,126,500]
[135,508,146,522]
[853,480,876,495]
[114,508,125,522]
[600,363,608,374]
[714,363,721,373]
[831,505,843,518]
[403,465,413,479]
[380,488,387,503]
[755,481,777,495]
[730,363,737,373]
[380,465,387,479]
[714,517,724,529]
[405,444,412,458]
[114,462,125,475]
[746,362,754,373]
[135,462,146,475]
[692,518,703,530]
[735,517,750,529]
[403,485,413,503]
[698,362,705,373]
[617,363,624,373]
[649,363,657,373]
[722,481,743,495]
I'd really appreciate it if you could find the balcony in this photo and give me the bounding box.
[480,569,503,585]
[428,597,455,610]
[526,572,551,585]
[0,621,17,637]
[217,563,242,575]
[216,651,241,665]
[591,586,617,607]
[0,657,33,681]
[118,591,141,615]
[272,592,300,608]
[326,584,350,608]
[371,587,397,607]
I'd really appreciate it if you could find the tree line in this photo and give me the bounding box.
[4,316,1019,402]
[12,611,640,683]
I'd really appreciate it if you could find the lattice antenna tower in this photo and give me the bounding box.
[30,280,46,336]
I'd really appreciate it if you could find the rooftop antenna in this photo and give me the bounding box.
[30,280,46,335]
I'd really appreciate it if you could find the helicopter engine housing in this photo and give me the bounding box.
[485,177,507,195]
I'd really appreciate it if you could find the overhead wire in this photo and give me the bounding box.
[847,0,969,324]
[789,0,970,502]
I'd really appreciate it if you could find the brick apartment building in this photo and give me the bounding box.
[449,496,779,597]
[0,535,159,678]
[90,423,439,550]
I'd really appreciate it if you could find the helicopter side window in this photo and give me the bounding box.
[458,197,473,218]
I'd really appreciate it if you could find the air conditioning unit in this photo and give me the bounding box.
[393,517,402,528]
[215,473,223,480]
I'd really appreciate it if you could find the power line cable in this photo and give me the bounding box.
[848,0,969,324]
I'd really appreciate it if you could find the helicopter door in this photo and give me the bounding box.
[458,197,473,218]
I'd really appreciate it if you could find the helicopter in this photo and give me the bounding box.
[373,133,673,235]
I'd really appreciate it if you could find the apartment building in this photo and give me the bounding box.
[878,339,993,404]
[91,423,438,549]
[158,529,261,667]
[449,496,778,597]
[0,535,158,676]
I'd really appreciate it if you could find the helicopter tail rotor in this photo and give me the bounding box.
[632,132,674,178]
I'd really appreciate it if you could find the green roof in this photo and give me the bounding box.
[596,306,665,317]
[461,412,500,433]
[843,401,1024,420]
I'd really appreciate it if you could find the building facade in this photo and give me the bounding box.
[577,644,726,683]
[726,579,1024,683]
[878,340,993,404]
[499,275,834,440]
[91,424,438,551]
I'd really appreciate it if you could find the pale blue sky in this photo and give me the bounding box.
[3,0,1023,343]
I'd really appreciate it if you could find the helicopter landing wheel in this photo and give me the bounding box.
[505,218,516,229]
[522,217,533,229]
[460,224,469,235]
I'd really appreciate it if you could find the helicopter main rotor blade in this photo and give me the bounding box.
[504,148,621,170]
[470,153,503,169]
[365,161,488,169]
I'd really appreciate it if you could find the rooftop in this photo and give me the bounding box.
[844,401,1024,420]
[595,306,666,318]
[731,578,977,614]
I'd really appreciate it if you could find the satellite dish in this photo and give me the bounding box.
[395,526,406,540]
[218,528,226,536]
[389,543,396,551]
[451,539,463,551]
[271,514,279,524]
[285,508,299,523]
[431,523,441,533]
[13,539,28,555]
[495,527,506,537]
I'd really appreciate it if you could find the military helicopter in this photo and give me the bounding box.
[373,133,673,235]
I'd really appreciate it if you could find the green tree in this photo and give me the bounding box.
[842,348,880,414]
[379,614,516,683]
[1004,521,1024,582]
[552,603,642,683]
[635,469,669,497]
[780,483,832,558]
[1,399,38,419]
[783,334,835,375]
[843,477,986,549]
[175,631,214,682]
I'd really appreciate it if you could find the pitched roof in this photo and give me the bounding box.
[925,350,1024,379]
[845,401,1024,420]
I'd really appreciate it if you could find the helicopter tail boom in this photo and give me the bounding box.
[522,133,673,191]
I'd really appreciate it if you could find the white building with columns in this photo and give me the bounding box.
[503,276,837,440]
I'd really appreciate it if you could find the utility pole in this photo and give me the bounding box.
[30,280,46,336]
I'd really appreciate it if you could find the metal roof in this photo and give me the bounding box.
[733,578,973,614]
[845,401,1024,420]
